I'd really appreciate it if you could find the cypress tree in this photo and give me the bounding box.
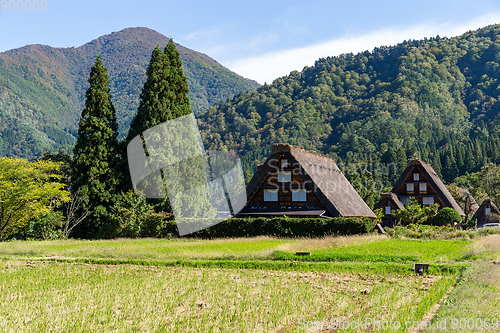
[127,40,192,143]
[72,54,120,238]
[125,42,200,217]
[164,39,192,118]
[127,45,172,142]
[432,152,442,177]
[443,151,458,183]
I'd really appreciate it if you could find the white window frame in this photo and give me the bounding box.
[413,173,419,181]
[278,171,291,182]
[292,189,307,201]
[406,183,414,192]
[264,189,278,202]
[281,159,288,168]
[423,197,434,205]
[419,183,427,192]
[486,207,491,215]
[385,206,391,215]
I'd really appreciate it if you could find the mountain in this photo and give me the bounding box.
[199,24,500,185]
[0,27,259,159]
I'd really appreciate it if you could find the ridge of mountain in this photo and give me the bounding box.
[0,27,259,158]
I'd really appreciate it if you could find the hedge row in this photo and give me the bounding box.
[177,217,374,238]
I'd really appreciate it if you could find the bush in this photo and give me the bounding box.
[386,223,470,239]
[433,208,462,226]
[110,191,154,238]
[187,217,373,238]
[141,212,176,238]
[7,211,64,240]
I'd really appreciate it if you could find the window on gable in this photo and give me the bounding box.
[423,197,434,205]
[281,159,288,168]
[264,189,278,201]
[278,171,291,182]
[292,189,307,201]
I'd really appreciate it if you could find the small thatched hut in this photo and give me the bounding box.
[471,199,500,227]
[373,193,405,227]
[237,143,376,219]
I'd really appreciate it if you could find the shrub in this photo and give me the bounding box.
[386,223,470,239]
[141,212,175,238]
[111,191,154,238]
[188,217,373,239]
[8,211,64,240]
[433,208,462,226]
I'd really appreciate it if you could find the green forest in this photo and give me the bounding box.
[5,24,500,238]
[199,24,500,188]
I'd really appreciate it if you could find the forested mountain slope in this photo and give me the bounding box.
[199,24,500,185]
[0,27,259,159]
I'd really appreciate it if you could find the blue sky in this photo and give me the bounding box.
[1,0,500,83]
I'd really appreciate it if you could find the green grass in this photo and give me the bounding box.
[316,238,471,262]
[424,260,500,333]
[0,237,292,260]
[0,235,472,263]
[0,260,456,332]
[423,235,500,332]
[0,234,497,332]
[0,235,471,276]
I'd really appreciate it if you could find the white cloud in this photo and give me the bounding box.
[226,13,500,84]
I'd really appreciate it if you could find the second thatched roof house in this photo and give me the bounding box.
[375,159,465,226]
[237,143,376,219]
[471,199,500,227]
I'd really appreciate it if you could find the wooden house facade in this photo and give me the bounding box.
[471,199,500,227]
[237,143,376,219]
[374,193,405,227]
[375,159,465,227]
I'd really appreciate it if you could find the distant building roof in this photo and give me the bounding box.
[374,192,405,211]
[457,187,479,211]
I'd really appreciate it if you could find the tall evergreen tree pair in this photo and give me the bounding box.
[125,40,211,226]
[127,39,192,141]
[72,40,192,238]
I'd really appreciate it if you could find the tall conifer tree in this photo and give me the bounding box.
[164,39,192,118]
[125,42,197,214]
[127,40,192,143]
[72,54,120,238]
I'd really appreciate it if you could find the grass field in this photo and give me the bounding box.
[0,234,497,332]
[0,234,473,263]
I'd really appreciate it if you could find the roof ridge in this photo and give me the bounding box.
[272,143,334,161]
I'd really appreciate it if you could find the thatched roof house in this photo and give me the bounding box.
[471,199,500,227]
[375,159,465,226]
[373,193,405,227]
[237,143,376,219]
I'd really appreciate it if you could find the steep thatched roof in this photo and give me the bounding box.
[392,159,465,217]
[471,199,500,225]
[457,187,479,211]
[374,193,405,210]
[245,143,376,218]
